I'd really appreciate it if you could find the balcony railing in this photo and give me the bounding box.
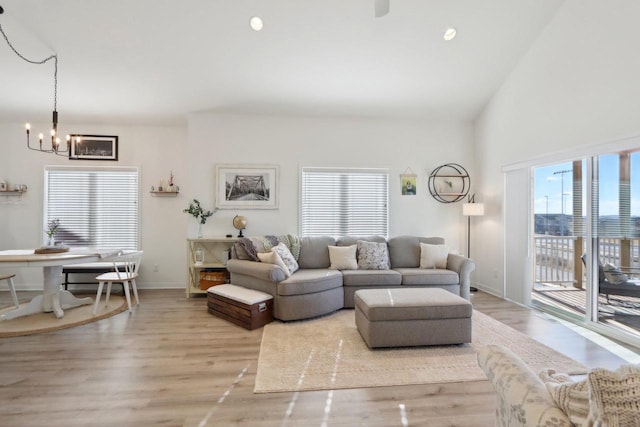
[534,235,640,286]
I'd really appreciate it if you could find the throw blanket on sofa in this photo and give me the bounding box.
[236,235,301,261]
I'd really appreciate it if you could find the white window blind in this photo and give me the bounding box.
[44,166,140,249]
[300,168,389,237]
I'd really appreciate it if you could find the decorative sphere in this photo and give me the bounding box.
[233,215,247,230]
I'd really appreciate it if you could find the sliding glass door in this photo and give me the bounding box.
[532,150,640,341]
[532,160,587,321]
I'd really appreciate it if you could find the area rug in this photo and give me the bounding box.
[0,295,127,337]
[254,309,587,393]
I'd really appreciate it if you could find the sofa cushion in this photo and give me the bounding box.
[420,243,449,269]
[297,236,336,269]
[387,236,445,268]
[395,268,459,285]
[328,245,358,270]
[341,269,402,287]
[277,269,343,296]
[336,235,387,246]
[257,250,291,277]
[603,262,629,285]
[357,240,390,270]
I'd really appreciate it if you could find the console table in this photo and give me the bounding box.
[186,238,237,297]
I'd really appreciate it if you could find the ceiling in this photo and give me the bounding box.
[0,0,564,126]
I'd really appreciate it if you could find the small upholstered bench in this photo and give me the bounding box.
[207,284,274,330]
[354,288,472,348]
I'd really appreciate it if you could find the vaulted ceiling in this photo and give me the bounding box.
[0,0,564,125]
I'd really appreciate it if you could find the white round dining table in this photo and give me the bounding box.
[0,249,121,320]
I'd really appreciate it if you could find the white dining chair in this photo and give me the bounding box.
[1,273,19,309]
[93,251,143,314]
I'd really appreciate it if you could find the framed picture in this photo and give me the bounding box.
[215,164,279,209]
[69,135,118,161]
[401,173,417,195]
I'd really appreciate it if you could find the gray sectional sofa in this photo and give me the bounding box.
[225,235,475,321]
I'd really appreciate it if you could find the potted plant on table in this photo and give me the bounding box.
[184,199,217,238]
[45,218,61,246]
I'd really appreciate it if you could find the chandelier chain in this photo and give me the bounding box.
[0,22,58,110]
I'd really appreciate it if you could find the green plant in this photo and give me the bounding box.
[183,199,217,224]
[46,218,61,239]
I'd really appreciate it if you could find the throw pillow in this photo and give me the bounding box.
[603,263,629,285]
[419,243,449,269]
[272,242,299,275]
[539,369,590,426]
[328,245,358,270]
[586,365,640,427]
[257,250,291,277]
[356,240,390,270]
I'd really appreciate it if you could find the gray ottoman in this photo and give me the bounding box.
[354,288,472,348]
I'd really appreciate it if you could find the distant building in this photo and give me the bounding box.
[534,214,640,238]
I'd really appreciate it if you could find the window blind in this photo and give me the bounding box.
[44,166,140,250]
[300,168,389,237]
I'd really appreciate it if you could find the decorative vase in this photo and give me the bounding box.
[197,221,203,238]
[47,236,55,247]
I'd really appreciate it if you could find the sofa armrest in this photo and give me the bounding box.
[446,253,475,300]
[477,345,572,427]
[226,259,287,282]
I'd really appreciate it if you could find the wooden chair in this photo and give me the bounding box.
[93,251,143,314]
[1,273,19,309]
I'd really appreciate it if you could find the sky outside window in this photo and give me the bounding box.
[534,153,640,217]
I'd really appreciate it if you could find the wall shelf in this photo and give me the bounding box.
[0,190,27,196]
[150,191,179,197]
[428,163,470,203]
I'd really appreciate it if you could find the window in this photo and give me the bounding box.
[44,166,140,249]
[300,167,389,237]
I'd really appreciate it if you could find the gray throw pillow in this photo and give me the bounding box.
[356,240,390,270]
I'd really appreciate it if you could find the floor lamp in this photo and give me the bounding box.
[462,196,485,292]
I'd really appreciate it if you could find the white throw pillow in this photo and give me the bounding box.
[328,245,358,270]
[272,242,299,274]
[419,243,449,269]
[257,250,291,277]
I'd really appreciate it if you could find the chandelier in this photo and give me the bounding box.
[0,5,71,156]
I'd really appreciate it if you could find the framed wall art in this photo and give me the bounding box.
[401,173,417,195]
[69,135,118,161]
[215,164,279,209]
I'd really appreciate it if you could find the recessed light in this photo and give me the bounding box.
[250,16,264,31]
[443,27,457,41]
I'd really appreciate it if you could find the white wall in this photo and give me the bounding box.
[474,0,640,300]
[187,112,475,251]
[0,122,188,289]
[2,113,474,290]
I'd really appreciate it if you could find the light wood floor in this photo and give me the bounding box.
[0,289,632,427]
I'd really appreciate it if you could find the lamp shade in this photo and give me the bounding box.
[463,202,485,216]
